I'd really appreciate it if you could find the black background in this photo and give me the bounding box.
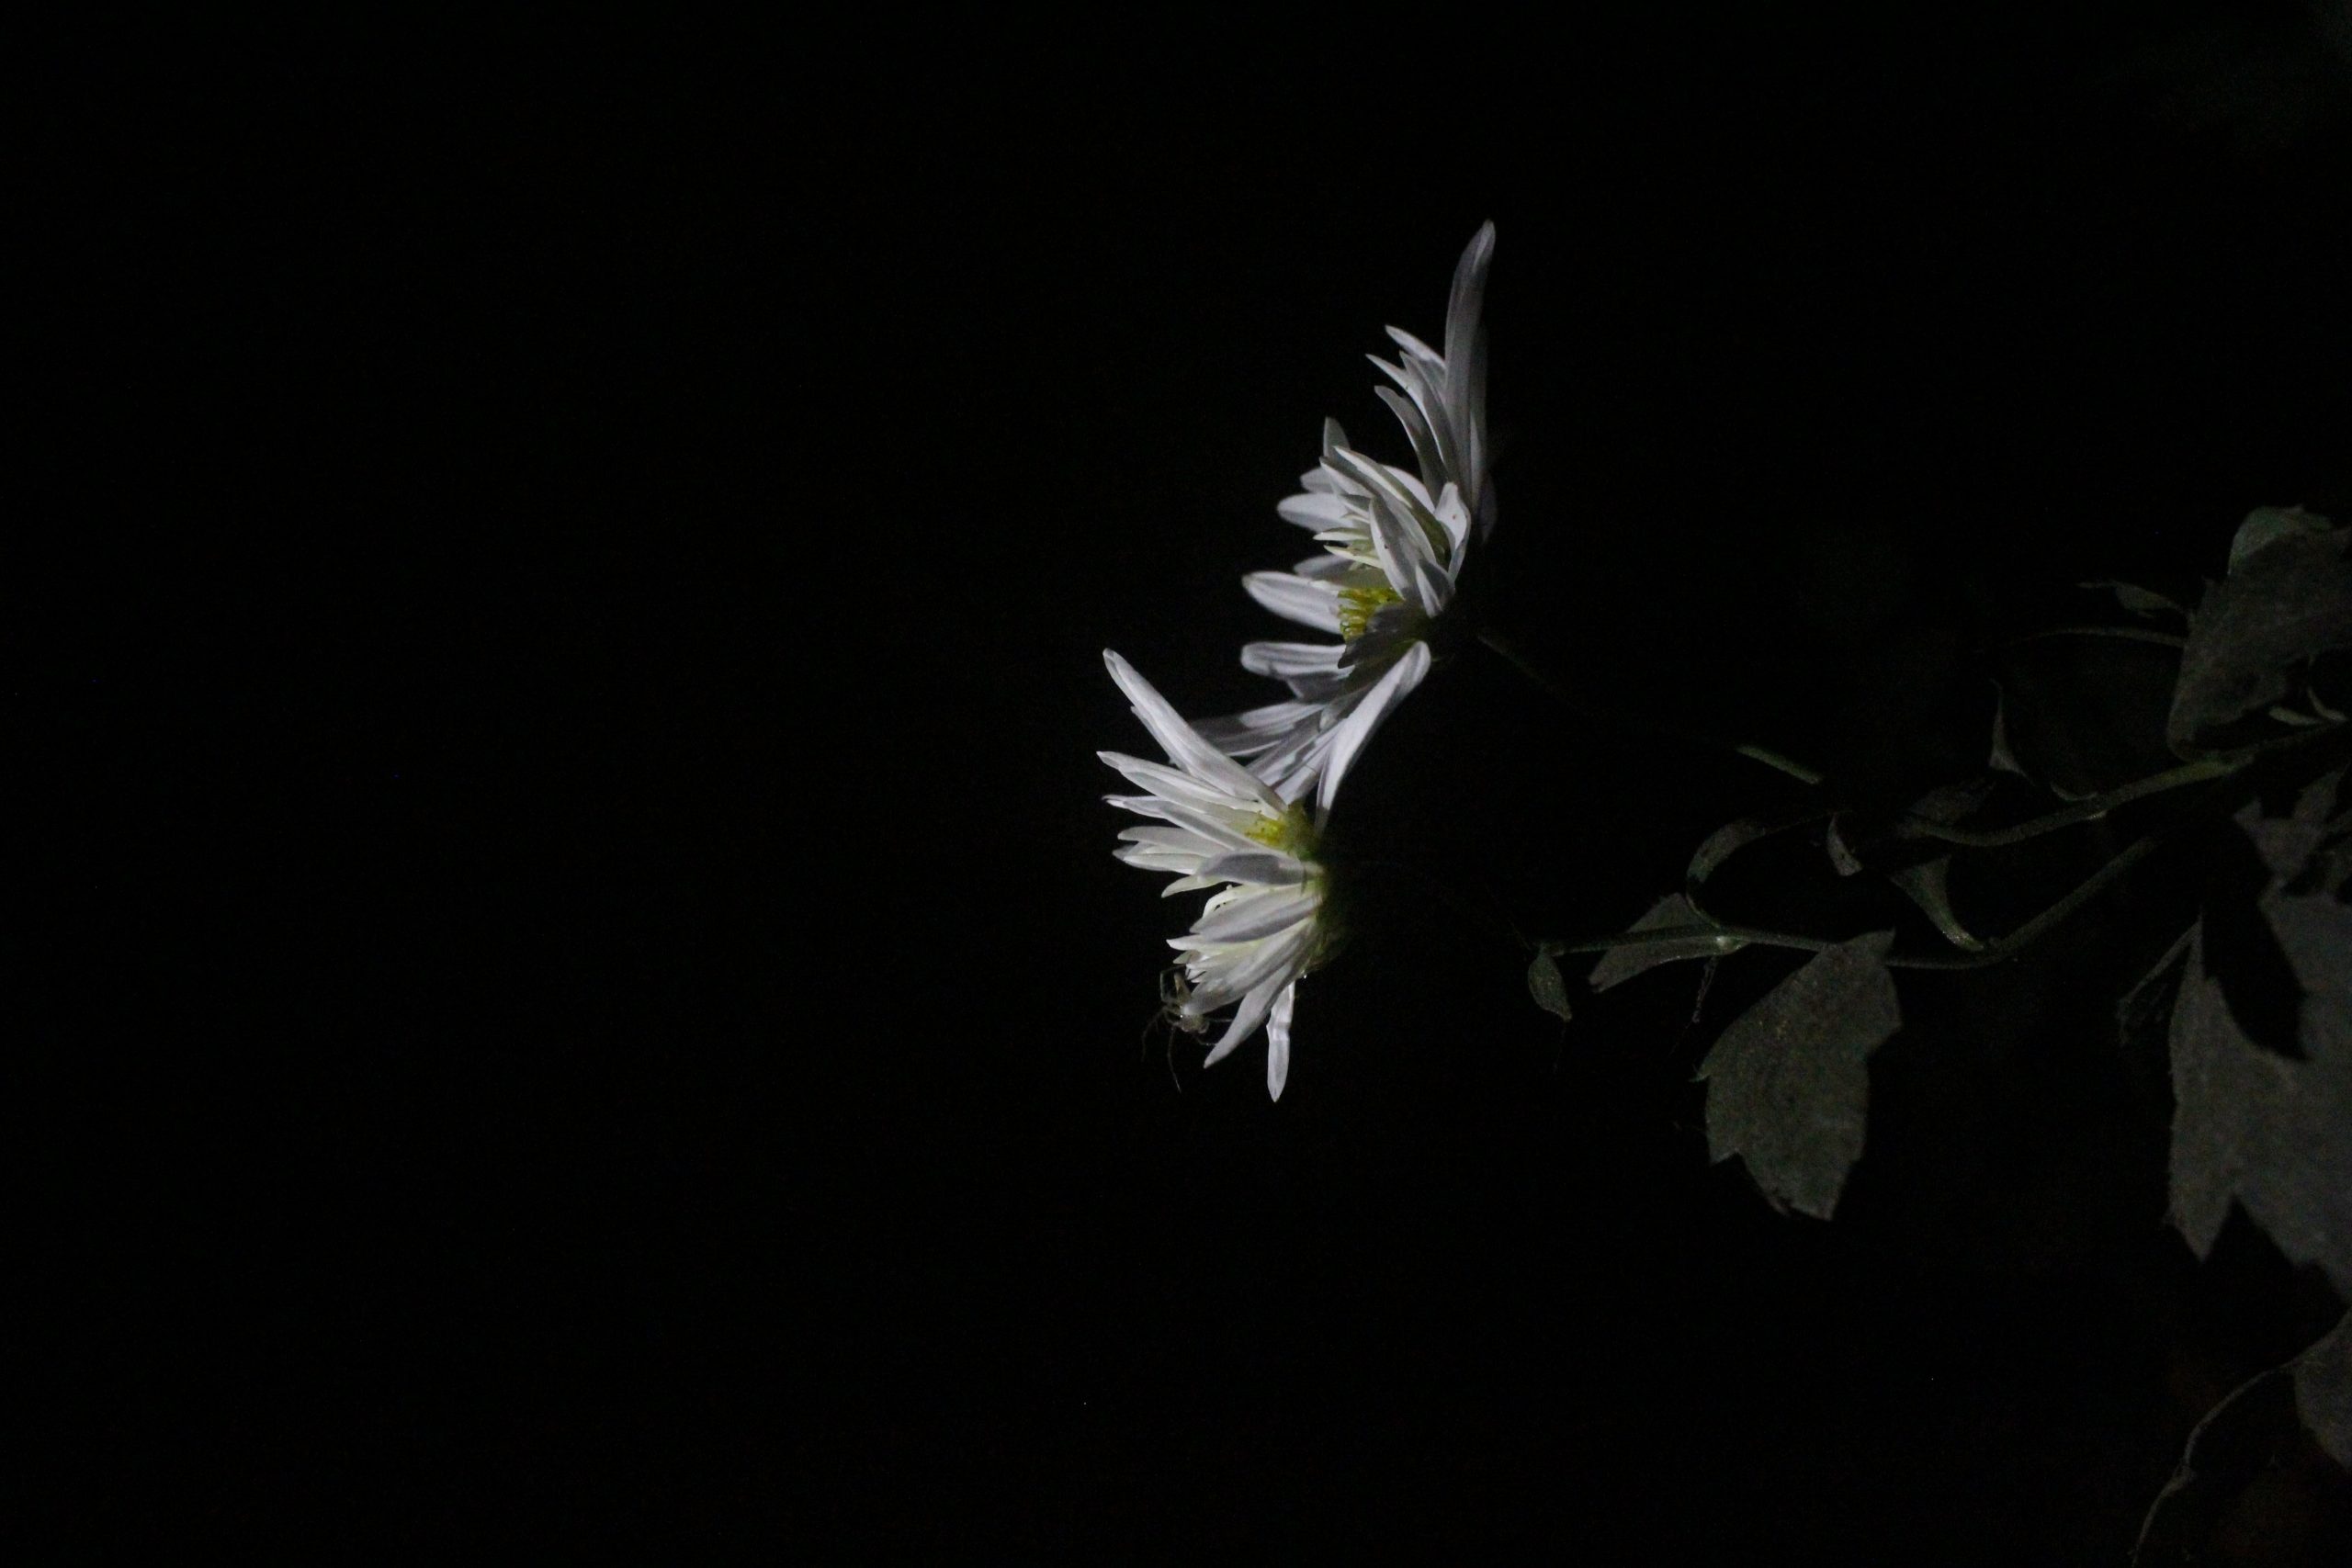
[28,7,2352,1557]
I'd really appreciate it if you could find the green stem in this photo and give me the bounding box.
[1544,831,2164,972]
[1899,723,2342,849]
[1476,627,1826,786]
[1901,757,2233,848]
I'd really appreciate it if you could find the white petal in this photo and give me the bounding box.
[1240,640,1343,681]
[1118,824,1214,854]
[1103,650,1283,811]
[1190,920,1316,1020]
[1374,381,1446,502]
[1116,848,1200,874]
[1243,571,1343,635]
[1265,982,1295,1100]
[1195,851,1309,886]
[1193,886,1317,942]
[1193,699,1323,755]
[1445,226,1494,521]
[1276,491,1355,530]
[1201,976,1282,1069]
[1099,751,1246,812]
[1106,794,1264,853]
[1316,640,1432,818]
[1443,221,1495,427]
[1431,481,1471,563]
[1385,324,1445,380]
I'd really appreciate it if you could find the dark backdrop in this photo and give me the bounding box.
[29,7,2352,1557]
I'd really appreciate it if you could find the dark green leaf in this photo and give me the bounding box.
[1988,683,2028,779]
[2295,1312,2352,1472]
[1697,931,1900,1220]
[2133,1366,2307,1564]
[1825,814,1863,875]
[1588,894,1739,991]
[1886,782,1992,950]
[2168,525,2352,749]
[2241,770,2344,884]
[1526,948,1573,1023]
[1688,817,1778,889]
[2134,1314,2352,1563]
[2229,504,2333,570]
[2168,903,2352,1295]
[1889,857,1980,951]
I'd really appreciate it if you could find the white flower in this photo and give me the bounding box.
[1101,648,1426,1099]
[1200,222,1495,802]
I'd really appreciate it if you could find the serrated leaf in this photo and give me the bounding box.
[2134,1313,2352,1562]
[2168,904,2352,1295]
[1527,948,1573,1023]
[1697,931,1900,1220]
[1588,893,1740,991]
[2294,1312,2352,1471]
[2228,504,2332,570]
[2168,525,2352,749]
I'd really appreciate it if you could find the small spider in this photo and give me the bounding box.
[1139,964,1206,1089]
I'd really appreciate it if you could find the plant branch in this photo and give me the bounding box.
[1543,830,2164,972]
[1899,722,2344,849]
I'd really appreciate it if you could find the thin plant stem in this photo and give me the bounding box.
[1899,723,2343,849]
[1543,831,2164,972]
[1900,757,2233,848]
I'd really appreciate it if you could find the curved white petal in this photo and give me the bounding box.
[1104,650,1283,811]
[1193,851,1310,887]
[1315,640,1432,819]
[1243,570,1343,635]
[1193,886,1317,942]
[1276,491,1355,530]
[1189,919,1316,1020]
[1240,640,1344,681]
[1265,982,1295,1100]
[1098,751,1248,813]
[1200,976,1283,1069]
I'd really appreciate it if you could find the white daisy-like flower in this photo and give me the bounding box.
[1199,222,1495,804]
[1101,647,1427,1099]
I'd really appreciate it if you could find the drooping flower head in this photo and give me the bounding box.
[1101,647,1426,1099]
[1200,222,1495,801]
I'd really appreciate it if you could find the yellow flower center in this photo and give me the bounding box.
[1337,583,1403,641]
[1245,801,1317,859]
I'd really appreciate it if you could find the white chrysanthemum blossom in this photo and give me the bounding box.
[1101,648,1428,1099]
[1200,222,1495,803]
